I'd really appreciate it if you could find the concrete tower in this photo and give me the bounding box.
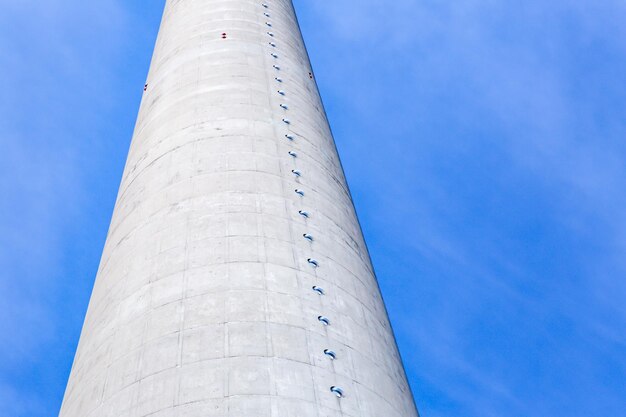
[59,1,419,416]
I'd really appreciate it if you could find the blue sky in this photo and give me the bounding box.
[1,0,625,416]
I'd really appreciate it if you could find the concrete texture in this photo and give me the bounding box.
[59,1,419,416]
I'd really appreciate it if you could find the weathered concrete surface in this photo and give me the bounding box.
[59,1,419,416]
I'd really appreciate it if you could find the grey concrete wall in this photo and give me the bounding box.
[59,0,419,416]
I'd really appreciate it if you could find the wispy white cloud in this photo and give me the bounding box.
[0,384,47,417]
[0,0,129,353]
[0,0,143,414]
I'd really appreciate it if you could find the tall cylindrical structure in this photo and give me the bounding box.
[59,1,419,416]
